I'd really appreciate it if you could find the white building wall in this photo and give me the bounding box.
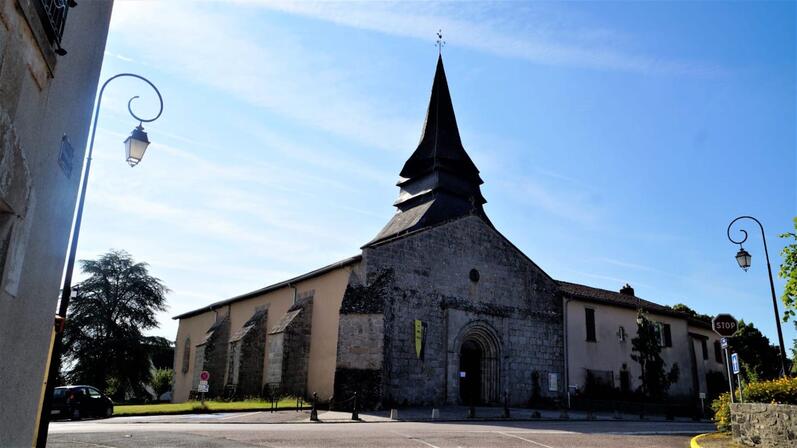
[0,2,113,446]
[566,299,698,399]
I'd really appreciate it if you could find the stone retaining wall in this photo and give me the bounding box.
[731,402,796,447]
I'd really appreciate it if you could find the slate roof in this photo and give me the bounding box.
[229,307,267,342]
[173,255,361,320]
[197,317,227,346]
[557,280,712,329]
[399,55,482,185]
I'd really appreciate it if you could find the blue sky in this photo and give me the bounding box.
[79,1,795,347]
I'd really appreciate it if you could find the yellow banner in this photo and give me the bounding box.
[414,319,423,359]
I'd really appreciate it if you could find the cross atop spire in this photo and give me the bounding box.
[436,29,445,56]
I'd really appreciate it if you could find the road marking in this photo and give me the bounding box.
[392,430,441,448]
[690,433,711,448]
[498,431,556,448]
[219,411,263,420]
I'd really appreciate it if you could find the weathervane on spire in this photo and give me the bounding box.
[436,29,446,55]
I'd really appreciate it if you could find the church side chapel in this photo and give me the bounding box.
[172,55,723,409]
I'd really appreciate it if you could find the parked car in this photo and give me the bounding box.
[51,385,113,420]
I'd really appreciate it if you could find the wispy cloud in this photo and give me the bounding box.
[109,2,417,153]
[595,257,657,273]
[258,1,724,76]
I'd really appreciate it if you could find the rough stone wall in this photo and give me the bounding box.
[265,333,284,388]
[266,298,313,397]
[196,315,230,397]
[361,215,564,407]
[281,302,313,397]
[731,403,797,447]
[236,311,268,397]
[334,270,389,408]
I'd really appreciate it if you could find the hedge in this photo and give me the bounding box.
[711,376,797,431]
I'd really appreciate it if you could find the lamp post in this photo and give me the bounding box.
[36,74,163,448]
[727,215,788,378]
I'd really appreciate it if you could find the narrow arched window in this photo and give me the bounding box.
[181,337,191,373]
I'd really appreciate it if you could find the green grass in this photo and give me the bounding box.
[113,398,307,416]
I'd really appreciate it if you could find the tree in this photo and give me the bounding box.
[670,303,712,322]
[144,336,175,370]
[728,320,781,382]
[792,338,797,376]
[631,310,679,400]
[62,250,168,401]
[779,217,797,322]
[151,368,174,400]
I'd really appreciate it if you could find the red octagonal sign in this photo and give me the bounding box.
[712,314,738,337]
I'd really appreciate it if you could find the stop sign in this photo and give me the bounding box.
[712,314,738,337]
[199,370,210,382]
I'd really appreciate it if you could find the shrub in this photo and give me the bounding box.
[151,368,174,400]
[711,376,797,431]
[711,392,732,431]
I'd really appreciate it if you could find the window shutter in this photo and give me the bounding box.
[585,308,596,342]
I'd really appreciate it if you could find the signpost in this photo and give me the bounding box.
[712,314,738,403]
[199,371,210,404]
[731,353,744,402]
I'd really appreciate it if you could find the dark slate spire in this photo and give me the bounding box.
[366,55,490,246]
[399,55,483,187]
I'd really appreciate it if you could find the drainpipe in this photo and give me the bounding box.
[562,295,571,409]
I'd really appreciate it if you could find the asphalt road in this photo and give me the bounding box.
[47,416,712,448]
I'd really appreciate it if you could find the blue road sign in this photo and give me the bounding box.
[720,337,728,349]
[731,353,740,374]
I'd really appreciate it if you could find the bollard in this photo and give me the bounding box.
[390,409,398,420]
[431,408,439,419]
[310,392,319,422]
[502,390,510,418]
[351,392,359,420]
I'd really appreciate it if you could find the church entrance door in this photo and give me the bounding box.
[459,339,482,404]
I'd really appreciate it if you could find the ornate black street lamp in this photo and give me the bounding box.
[727,215,788,377]
[36,73,163,448]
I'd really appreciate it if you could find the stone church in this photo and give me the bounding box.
[172,56,723,408]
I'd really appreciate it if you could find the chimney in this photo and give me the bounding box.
[620,283,635,296]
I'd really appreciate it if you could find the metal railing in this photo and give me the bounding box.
[32,0,70,50]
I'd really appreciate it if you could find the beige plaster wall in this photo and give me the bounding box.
[173,263,354,402]
[688,325,726,396]
[0,2,113,447]
[566,299,696,398]
[173,309,217,402]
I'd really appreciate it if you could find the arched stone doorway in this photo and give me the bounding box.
[456,322,501,404]
[459,340,482,403]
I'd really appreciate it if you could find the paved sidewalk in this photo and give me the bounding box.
[99,405,712,425]
[301,405,711,423]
